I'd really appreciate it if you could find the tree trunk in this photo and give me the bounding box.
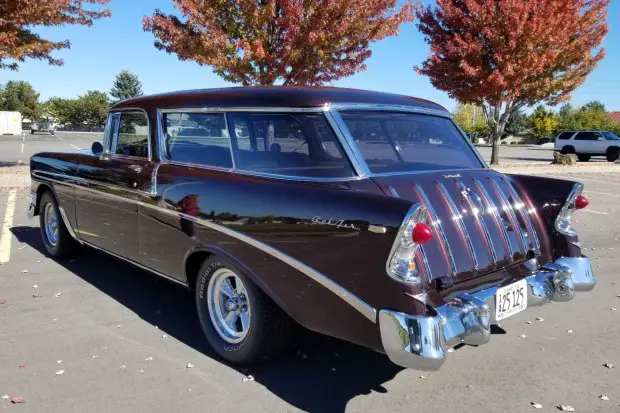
[490,130,502,165]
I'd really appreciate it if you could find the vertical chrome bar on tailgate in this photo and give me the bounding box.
[414,184,458,276]
[437,181,479,271]
[489,178,528,253]
[457,179,497,265]
[501,178,541,253]
[472,178,514,261]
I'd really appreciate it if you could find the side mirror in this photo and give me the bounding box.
[91,141,104,155]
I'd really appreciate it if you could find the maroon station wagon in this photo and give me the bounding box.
[27,88,595,370]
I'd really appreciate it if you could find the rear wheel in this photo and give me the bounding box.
[606,147,619,162]
[561,146,575,155]
[195,256,293,364]
[30,130,35,135]
[39,191,79,258]
[578,154,591,162]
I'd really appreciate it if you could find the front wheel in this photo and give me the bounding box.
[607,147,619,162]
[39,191,79,258]
[195,256,293,364]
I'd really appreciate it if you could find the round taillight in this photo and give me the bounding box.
[575,195,589,210]
[412,222,433,244]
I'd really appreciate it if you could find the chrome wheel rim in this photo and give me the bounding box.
[206,268,251,344]
[43,203,59,247]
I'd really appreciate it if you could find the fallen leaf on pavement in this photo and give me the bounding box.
[599,395,609,401]
[242,375,254,382]
[0,299,6,305]
[567,330,573,334]
[536,317,544,322]
[56,360,63,364]
[531,402,542,409]
[604,363,614,369]
[1,395,9,399]
[10,396,24,404]
[55,369,64,375]
[91,355,99,359]
[557,405,574,412]
[520,334,527,338]
[145,357,153,362]
[18,364,25,369]
[186,363,194,368]
[53,292,62,298]
[21,270,28,274]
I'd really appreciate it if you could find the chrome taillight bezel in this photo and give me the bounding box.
[386,203,428,284]
[554,183,584,236]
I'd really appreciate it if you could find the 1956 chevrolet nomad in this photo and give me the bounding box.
[28,88,595,370]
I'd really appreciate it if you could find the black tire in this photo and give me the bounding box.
[578,154,591,162]
[195,256,293,364]
[561,146,575,155]
[39,191,80,258]
[30,130,35,135]
[50,130,55,135]
[606,147,619,162]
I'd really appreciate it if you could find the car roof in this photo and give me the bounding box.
[110,87,448,113]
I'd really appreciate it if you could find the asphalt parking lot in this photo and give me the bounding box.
[1,135,619,412]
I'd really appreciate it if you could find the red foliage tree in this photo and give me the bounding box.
[143,0,415,86]
[0,0,110,71]
[416,0,609,164]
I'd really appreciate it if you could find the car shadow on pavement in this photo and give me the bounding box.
[11,225,404,413]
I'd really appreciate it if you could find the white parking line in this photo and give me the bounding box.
[0,190,17,263]
[584,190,620,198]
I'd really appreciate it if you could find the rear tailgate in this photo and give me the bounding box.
[372,169,543,284]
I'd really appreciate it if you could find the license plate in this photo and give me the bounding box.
[495,279,528,321]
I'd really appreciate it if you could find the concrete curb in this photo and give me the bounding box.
[55,131,103,135]
[493,163,620,175]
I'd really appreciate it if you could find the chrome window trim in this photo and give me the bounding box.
[158,106,327,114]
[107,108,152,162]
[328,103,451,118]
[324,110,371,177]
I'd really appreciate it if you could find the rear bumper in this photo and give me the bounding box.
[379,256,595,371]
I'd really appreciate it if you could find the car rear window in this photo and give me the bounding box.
[339,111,483,174]
[556,131,574,140]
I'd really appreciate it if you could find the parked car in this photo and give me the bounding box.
[27,88,596,370]
[554,130,620,162]
[31,121,57,135]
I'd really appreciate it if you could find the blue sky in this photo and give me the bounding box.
[1,0,619,112]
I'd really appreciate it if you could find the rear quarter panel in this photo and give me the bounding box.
[144,163,423,351]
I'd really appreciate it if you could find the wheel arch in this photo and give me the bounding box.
[32,182,57,217]
[183,245,293,319]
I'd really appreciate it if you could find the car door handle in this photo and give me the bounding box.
[127,165,143,174]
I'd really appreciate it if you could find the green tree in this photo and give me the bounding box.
[530,106,558,141]
[110,70,143,102]
[582,100,606,112]
[0,80,41,120]
[76,91,109,129]
[504,109,528,137]
[43,97,74,124]
[453,103,489,143]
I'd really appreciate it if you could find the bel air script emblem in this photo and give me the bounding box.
[312,216,360,231]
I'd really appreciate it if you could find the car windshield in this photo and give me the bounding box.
[602,131,620,140]
[339,111,483,174]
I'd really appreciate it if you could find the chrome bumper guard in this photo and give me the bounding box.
[379,257,596,371]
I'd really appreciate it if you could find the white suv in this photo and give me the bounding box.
[554,130,620,162]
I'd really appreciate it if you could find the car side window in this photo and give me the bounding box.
[574,132,597,141]
[113,111,149,157]
[163,112,233,168]
[557,132,574,140]
[227,112,354,178]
